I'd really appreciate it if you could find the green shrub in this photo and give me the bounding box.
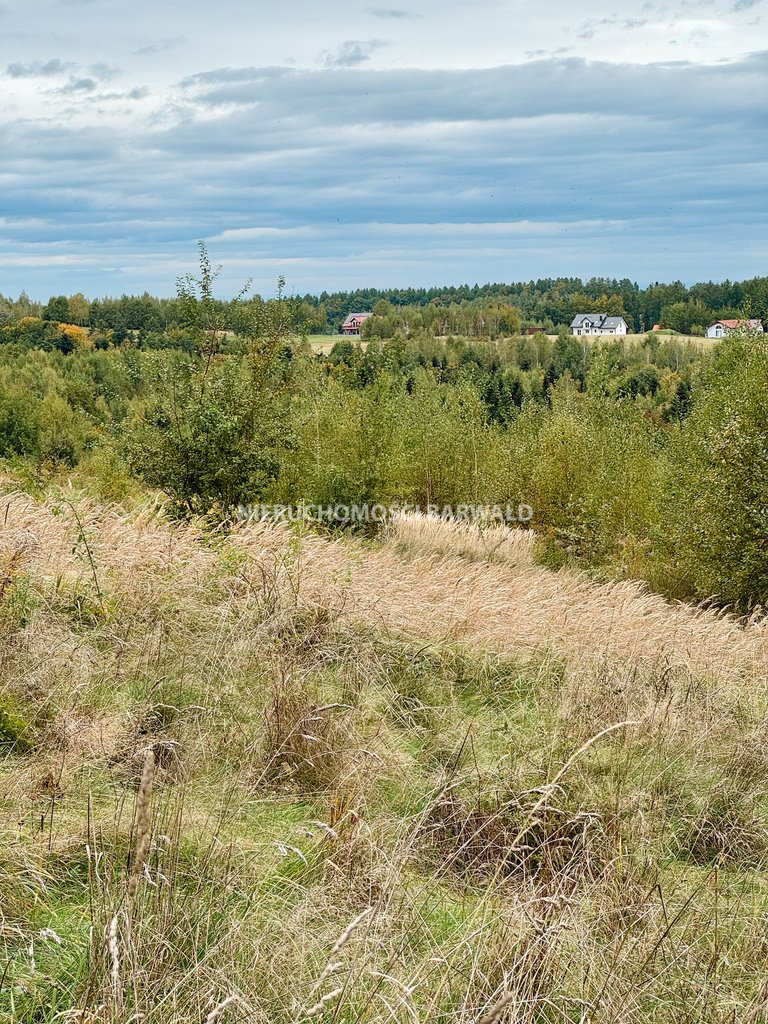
[661,333,768,608]
[0,380,41,457]
[0,695,33,751]
[124,354,291,515]
[530,380,663,570]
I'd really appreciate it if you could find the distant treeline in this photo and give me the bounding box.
[310,276,768,335]
[2,274,766,337]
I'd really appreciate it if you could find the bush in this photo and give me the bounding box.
[123,247,298,516]
[124,354,290,515]
[661,333,768,609]
[39,393,90,465]
[0,695,33,751]
[0,379,41,458]
[530,380,663,570]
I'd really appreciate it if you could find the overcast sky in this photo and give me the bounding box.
[1,0,766,299]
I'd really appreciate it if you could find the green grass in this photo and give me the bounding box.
[307,333,349,353]
[1,486,768,1022]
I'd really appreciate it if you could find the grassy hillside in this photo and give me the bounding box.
[2,484,768,1022]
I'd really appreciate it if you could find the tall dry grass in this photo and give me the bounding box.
[1,489,768,1023]
[238,511,768,685]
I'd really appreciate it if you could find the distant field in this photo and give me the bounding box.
[307,330,715,354]
[307,333,346,353]
[624,331,716,347]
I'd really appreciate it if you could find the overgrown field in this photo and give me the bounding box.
[2,488,768,1022]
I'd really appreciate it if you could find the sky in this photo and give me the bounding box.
[0,0,766,300]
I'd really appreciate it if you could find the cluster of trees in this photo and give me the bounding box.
[359,299,525,339]
[0,291,41,324]
[324,331,695,422]
[1,253,766,611]
[309,275,767,333]
[0,317,91,353]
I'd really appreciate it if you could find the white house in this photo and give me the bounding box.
[706,318,764,339]
[571,314,628,337]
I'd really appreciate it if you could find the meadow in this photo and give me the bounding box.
[1,270,767,1021]
[3,493,768,1023]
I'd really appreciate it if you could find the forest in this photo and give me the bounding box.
[0,255,766,611]
[3,271,768,337]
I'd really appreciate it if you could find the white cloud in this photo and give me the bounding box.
[0,1,764,296]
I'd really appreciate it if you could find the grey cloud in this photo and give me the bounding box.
[368,8,413,17]
[182,55,768,127]
[88,62,120,81]
[57,77,99,94]
[83,86,150,102]
[7,58,75,78]
[524,46,572,58]
[577,15,649,39]
[732,0,761,10]
[181,66,288,87]
[149,57,767,230]
[134,36,185,56]
[6,58,119,83]
[0,51,766,297]
[322,39,387,68]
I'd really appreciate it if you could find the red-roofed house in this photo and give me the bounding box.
[706,318,764,338]
[341,313,371,336]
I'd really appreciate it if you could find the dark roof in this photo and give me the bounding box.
[570,314,627,329]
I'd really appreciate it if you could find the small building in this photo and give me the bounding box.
[571,314,628,337]
[706,318,764,339]
[341,313,371,336]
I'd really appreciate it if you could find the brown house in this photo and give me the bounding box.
[341,313,371,336]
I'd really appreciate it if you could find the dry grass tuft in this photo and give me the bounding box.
[127,748,155,898]
[253,669,358,793]
[387,512,536,569]
[423,786,613,885]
